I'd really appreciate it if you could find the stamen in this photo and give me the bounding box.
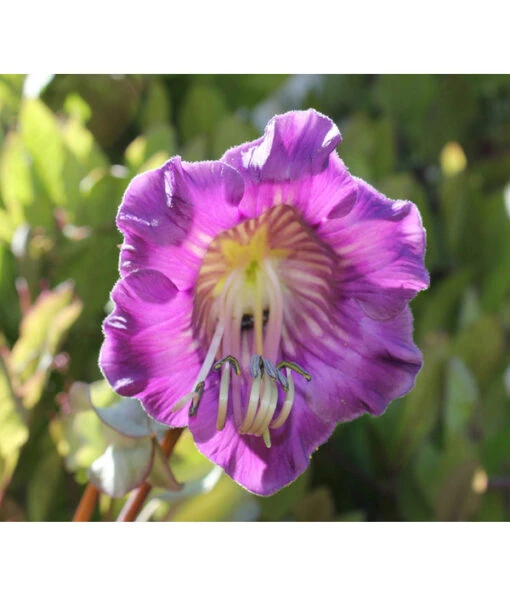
[171,391,195,413]
[263,358,278,381]
[253,380,278,437]
[262,429,271,448]
[172,380,205,413]
[276,368,289,391]
[239,375,262,433]
[196,319,226,384]
[214,355,241,376]
[270,369,295,429]
[276,360,312,382]
[189,381,205,417]
[250,354,263,378]
[247,377,274,435]
[216,362,230,430]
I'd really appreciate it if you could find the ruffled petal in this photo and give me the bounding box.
[318,177,429,319]
[118,157,244,290]
[222,109,357,226]
[282,296,422,424]
[99,269,200,427]
[188,382,335,496]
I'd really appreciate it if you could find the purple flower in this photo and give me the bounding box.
[100,109,429,496]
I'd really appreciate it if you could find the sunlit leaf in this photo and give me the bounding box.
[88,441,154,498]
[0,131,53,230]
[169,474,260,522]
[0,355,28,492]
[10,281,82,409]
[293,486,336,522]
[169,429,215,484]
[19,98,67,205]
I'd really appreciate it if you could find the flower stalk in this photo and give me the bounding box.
[72,483,100,522]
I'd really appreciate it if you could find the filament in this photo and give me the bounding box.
[216,361,230,430]
[270,369,295,429]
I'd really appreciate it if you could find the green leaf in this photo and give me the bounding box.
[169,473,260,522]
[0,355,29,492]
[415,268,472,339]
[451,315,504,386]
[458,286,482,330]
[211,115,258,159]
[148,440,182,491]
[340,113,396,182]
[169,429,214,484]
[443,357,479,438]
[62,115,107,170]
[0,131,53,230]
[49,382,115,474]
[179,84,227,142]
[54,230,119,324]
[0,243,21,340]
[435,458,481,522]
[88,441,154,498]
[91,392,169,440]
[63,93,92,123]
[211,74,288,109]
[0,75,25,124]
[19,98,67,206]
[258,470,310,521]
[73,167,126,227]
[26,434,63,521]
[139,80,172,130]
[292,486,336,522]
[396,467,433,521]
[10,281,82,409]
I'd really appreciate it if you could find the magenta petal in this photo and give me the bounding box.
[118,157,244,290]
[188,383,335,496]
[221,110,356,226]
[284,298,423,424]
[99,269,200,427]
[319,177,429,320]
[222,109,341,181]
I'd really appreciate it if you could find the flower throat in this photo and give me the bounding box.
[173,204,335,447]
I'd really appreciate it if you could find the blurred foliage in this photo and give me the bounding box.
[1,74,510,521]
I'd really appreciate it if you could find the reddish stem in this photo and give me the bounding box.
[72,483,99,522]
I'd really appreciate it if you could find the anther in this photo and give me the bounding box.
[249,354,264,378]
[263,358,278,380]
[276,368,289,391]
[189,381,205,417]
[214,355,241,376]
[276,360,312,382]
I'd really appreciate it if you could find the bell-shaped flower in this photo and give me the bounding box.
[100,109,429,496]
